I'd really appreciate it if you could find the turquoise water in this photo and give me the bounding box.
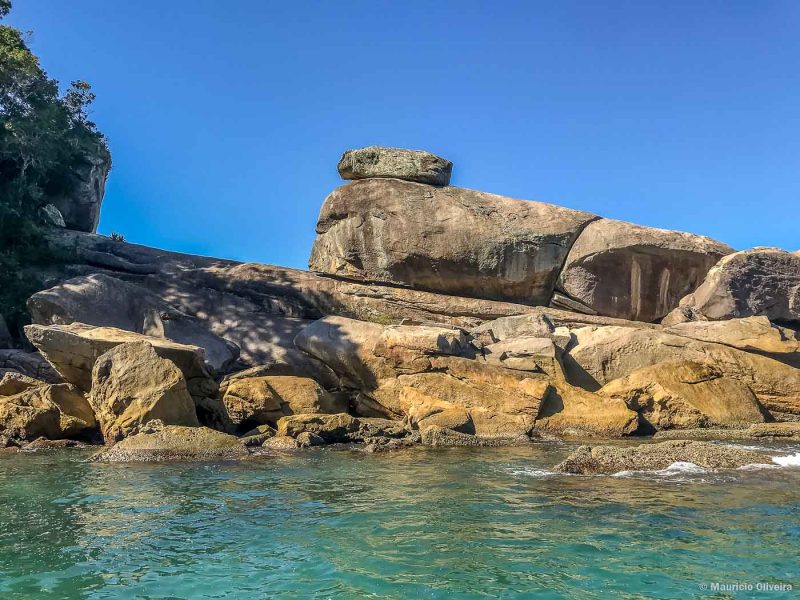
[1,442,799,599]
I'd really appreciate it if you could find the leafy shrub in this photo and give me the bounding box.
[0,1,109,337]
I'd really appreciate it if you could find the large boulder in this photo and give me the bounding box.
[337,146,453,186]
[0,383,95,441]
[553,440,772,474]
[557,219,733,322]
[90,342,199,443]
[46,149,110,233]
[663,248,800,325]
[28,274,240,373]
[222,376,347,432]
[91,423,248,462]
[24,323,216,400]
[599,361,767,431]
[564,325,800,418]
[308,178,597,305]
[0,372,44,396]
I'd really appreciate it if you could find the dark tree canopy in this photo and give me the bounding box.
[0,0,109,335]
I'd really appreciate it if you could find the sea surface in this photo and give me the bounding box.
[1,440,799,599]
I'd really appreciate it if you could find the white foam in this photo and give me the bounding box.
[612,461,708,480]
[508,468,557,478]
[772,452,800,467]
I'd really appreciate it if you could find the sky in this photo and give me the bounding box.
[9,1,800,268]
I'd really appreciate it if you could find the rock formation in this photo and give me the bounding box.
[338,146,452,186]
[553,440,772,474]
[664,248,800,325]
[309,178,598,305]
[3,146,799,457]
[557,219,733,322]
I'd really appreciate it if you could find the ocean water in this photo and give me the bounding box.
[1,441,799,599]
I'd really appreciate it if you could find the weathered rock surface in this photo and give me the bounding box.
[29,274,240,373]
[91,423,247,462]
[420,425,530,447]
[0,383,95,441]
[599,361,767,431]
[309,178,598,305]
[564,325,800,416]
[276,413,360,443]
[553,440,772,474]
[654,422,800,441]
[557,219,733,322]
[337,146,453,186]
[40,204,66,228]
[0,350,62,382]
[664,248,800,325]
[90,342,199,443]
[534,381,639,437]
[371,357,550,437]
[665,316,800,365]
[46,149,110,233]
[482,337,559,376]
[0,372,44,396]
[25,323,216,400]
[222,376,347,432]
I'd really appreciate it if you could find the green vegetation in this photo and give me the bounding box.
[0,0,109,337]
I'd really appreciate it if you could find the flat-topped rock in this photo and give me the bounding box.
[554,440,772,474]
[309,178,597,305]
[91,424,248,462]
[557,218,733,322]
[337,146,452,186]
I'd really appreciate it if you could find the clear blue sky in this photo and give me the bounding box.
[10,1,800,267]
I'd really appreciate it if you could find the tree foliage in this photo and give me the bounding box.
[0,1,109,336]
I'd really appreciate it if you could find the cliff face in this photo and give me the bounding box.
[4,146,800,454]
[46,147,111,233]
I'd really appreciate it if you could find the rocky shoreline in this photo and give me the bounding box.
[3,146,800,472]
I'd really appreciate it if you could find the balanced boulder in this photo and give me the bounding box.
[89,342,199,443]
[308,178,597,305]
[337,146,452,186]
[557,219,733,322]
[664,248,800,325]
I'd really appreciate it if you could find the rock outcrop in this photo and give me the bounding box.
[28,274,240,373]
[46,149,110,233]
[24,323,216,400]
[89,342,199,443]
[564,325,800,418]
[10,146,800,454]
[337,146,452,186]
[664,248,800,325]
[556,219,733,322]
[553,440,773,474]
[599,361,767,431]
[309,178,598,305]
